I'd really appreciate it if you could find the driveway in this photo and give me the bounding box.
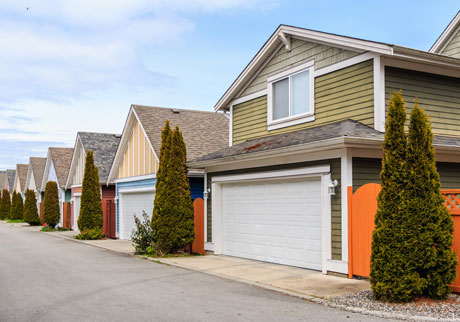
[0,223,391,322]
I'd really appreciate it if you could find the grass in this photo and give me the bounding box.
[7,219,24,223]
[41,226,56,232]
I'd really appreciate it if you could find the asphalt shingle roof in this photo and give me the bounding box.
[78,132,121,184]
[16,164,28,192]
[133,105,229,161]
[6,169,15,192]
[30,157,47,191]
[49,148,74,188]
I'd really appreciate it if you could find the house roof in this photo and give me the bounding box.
[29,157,47,191]
[75,132,120,185]
[15,164,28,192]
[49,147,74,188]
[6,169,15,191]
[188,119,460,168]
[215,23,460,112]
[133,105,229,161]
[0,171,6,191]
[430,11,460,53]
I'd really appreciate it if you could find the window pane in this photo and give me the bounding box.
[273,78,289,120]
[290,70,310,115]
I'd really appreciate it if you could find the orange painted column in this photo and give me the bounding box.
[192,198,205,255]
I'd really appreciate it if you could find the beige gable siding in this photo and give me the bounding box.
[117,120,158,179]
[233,60,374,145]
[14,175,20,193]
[441,28,460,59]
[72,146,86,186]
[385,66,460,137]
[239,38,359,97]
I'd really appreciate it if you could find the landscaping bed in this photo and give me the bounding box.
[326,290,460,321]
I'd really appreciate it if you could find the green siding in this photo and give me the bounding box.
[352,157,460,191]
[241,38,359,96]
[441,28,460,59]
[385,67,460,137]
[233,60,374,145]
[207,158,343,261]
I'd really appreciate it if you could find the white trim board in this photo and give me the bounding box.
[118,186,155,194]
[430,11,460,53]
[114,173,156,183]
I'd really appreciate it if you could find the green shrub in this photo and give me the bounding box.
[23,189,40,225]
[151,121,194,255]
[0,189,11,220]
[41,226,56,232]
[10,191,23,220]
[76,228,104,240]
[371,91,425,303]
[78,150,103,231]
[405,102,458,299]
[43,181,60,228]
[132,211,155,255]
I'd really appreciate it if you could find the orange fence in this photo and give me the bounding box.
[62,202,71,229]
[192,198,205,255]
[348,184,460,292]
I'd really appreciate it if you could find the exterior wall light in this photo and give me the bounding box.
[203,188,211,200]
[328,179,339,195]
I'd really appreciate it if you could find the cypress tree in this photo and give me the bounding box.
[370,91,425,302]
[10,191,23,220]
[151,122,194,254]
[0,189,11,220]
[43,181,60,228]
[406,102,457,299]
[24,189,40,225]
[78,150,103,232]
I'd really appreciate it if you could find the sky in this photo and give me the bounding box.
[0,0,459,169]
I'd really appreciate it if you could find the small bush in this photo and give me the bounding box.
[41,226,56,232]
[132,211,155,255]
[56,227,69,231]
[76,228,104,240]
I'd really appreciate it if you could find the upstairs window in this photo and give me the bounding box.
[267,61,314,130]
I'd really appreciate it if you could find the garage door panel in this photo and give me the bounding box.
[121,191,154,240]
[222,177,323,270]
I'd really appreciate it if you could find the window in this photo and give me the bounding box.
[268,61,314,130]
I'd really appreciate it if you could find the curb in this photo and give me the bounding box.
[8,222,459,322]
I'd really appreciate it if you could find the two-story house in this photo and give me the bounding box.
[187,12,460,276]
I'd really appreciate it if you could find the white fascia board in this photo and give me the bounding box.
[65,136,83,190]
[118,186,155,194]
[24,162,32,191]
[430,11,460,53]
[40,149,52,192]
[282,26,393,55]
[392,46,460,70]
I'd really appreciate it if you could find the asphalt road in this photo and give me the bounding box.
[0,223,391,322]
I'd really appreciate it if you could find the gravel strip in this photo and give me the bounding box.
[322,290,460,321]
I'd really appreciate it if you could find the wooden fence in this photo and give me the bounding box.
[348,184,460,292]
[102,199,116,239]
[62,202,71,229]
[192,198,205,255]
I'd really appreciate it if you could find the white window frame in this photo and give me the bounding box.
[267,60,315,131]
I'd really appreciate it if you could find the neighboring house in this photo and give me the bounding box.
[187,16,460,275]
[65,132,120,233]
[107,105,228,240]
[41,147,74,227]
[5,169,15,193]
[24,157,47,215]
[12,164,29,198]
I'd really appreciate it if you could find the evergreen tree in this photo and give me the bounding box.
[77,150,103,232]
[405,102,457,299]
[10,191,23,220]
[151,122,194,254]
[43,181,60,228]
[370,91,425,302]
[24,189,40,225]
[0,189,11,220]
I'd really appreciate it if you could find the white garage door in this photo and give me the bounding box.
[73,196,81,231]
[221,177,322,270]
[120,191,154,240]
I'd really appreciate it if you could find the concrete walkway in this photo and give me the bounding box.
[158,255,370,299]
[7,221,370,300]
